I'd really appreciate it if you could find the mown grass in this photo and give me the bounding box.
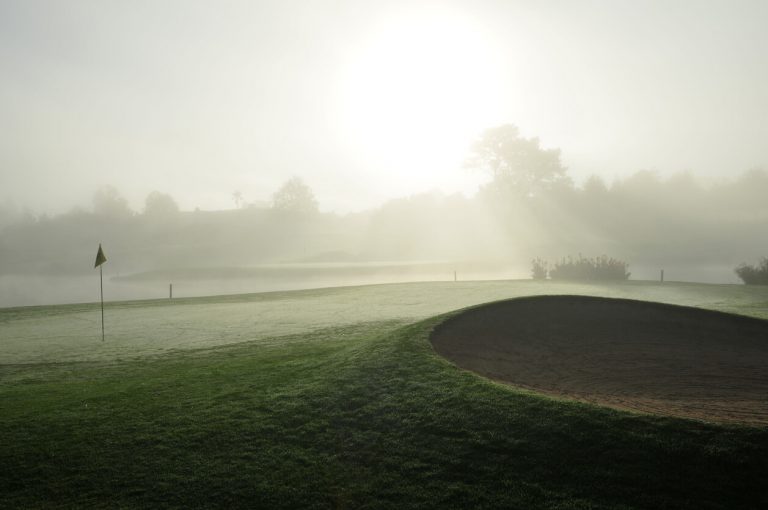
[4,280,768,365]
[2,304,767,509]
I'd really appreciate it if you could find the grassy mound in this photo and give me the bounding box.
[2,307,768,508]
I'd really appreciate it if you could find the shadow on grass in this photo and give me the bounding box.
[1,317,767,509]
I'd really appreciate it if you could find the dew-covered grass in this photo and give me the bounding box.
[2,279,767,364]
[1,280,767,508]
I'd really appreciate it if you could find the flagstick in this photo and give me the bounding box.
[100,265,105,342]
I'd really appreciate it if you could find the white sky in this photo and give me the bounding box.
[1,0,767,214]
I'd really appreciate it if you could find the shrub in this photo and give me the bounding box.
[548,254,630,281]
[531,258,548,280]
[735,257,768,285]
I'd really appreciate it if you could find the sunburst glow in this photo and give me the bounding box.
[337,8,503,194]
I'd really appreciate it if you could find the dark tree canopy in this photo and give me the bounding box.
[468,124,569,196]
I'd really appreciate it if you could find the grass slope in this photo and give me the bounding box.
[2,281,768,508]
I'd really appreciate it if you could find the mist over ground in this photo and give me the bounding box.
[2,1,768,306]
[2,154,767,306]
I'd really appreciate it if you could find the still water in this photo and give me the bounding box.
[0,261,739,308]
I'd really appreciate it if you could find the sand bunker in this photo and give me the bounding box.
[431,296,768,426]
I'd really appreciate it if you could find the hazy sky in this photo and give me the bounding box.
[2,0,767,214]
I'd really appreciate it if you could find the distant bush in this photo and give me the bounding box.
[735,258,768,285]
[531,258,548,280]
[548,254,630,281]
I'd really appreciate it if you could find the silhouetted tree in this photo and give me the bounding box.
[735,258,768,285]
[232,191,243,209]
[531,258,548,280]
[272,177,318,214]
[548,254,630,281]
[93,186,132,218]
[467,124,569,197]
[582,174,608,195]
[143,191,179,217]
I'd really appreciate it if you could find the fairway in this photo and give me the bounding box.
[2,280,768,509]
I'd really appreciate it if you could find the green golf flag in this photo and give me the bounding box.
[94,244,107,268]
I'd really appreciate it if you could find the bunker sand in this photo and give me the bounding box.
[431,295,768,426]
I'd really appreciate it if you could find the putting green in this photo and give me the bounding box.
[2,280,767,364]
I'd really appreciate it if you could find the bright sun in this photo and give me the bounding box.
[337,8,503,195]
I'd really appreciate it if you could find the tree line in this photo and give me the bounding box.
[465,124,768,283]
[1,124,767,283]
